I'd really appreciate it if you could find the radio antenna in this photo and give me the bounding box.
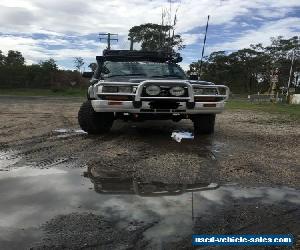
[199,15,210,79]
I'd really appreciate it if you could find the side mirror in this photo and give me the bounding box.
[189,74,199,80]
[82,72,94,78]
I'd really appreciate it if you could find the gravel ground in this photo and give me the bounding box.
[0,96,299,249]
[0,96,299,187]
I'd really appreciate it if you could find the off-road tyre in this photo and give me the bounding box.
[78,100,114,134]
[192,114,215,135]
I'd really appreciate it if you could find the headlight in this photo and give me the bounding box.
[100,85,132,93]
[169,86,185,96]
[203,88,218,95]
[119,86,132,93]
[145,85,160,96]
[102,85,118,93]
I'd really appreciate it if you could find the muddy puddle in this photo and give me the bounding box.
[0,125,299,249]
[0,164,299,249]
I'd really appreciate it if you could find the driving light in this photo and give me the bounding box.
[170,86,185,96]
[145,85,160,96]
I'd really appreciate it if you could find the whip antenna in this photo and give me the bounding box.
[199,15,210,79]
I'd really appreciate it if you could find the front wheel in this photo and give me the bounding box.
[192,114,215,135]
[78,101,114,134]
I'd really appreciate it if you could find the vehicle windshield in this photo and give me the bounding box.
[102,61,187,79]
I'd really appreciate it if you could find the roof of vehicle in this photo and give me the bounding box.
[96,50,182,63]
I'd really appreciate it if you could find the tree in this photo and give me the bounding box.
[74,57,84,72]
[5,50,25,65]
[0,50,6,66]
[88,63,97,72]
[265,36,300,88]
[189,36,300,94]
[128,23,185,52]
[0,50,89,89]
[190,51,231,84]
[39,58,58,71]
[37,58,58,88]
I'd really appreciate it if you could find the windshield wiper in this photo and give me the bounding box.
[106,73,147,78]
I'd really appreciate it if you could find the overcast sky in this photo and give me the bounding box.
[0,0,299,70]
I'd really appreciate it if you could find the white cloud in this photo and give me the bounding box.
[0,0,299,67]
[208,17,300,52]
[1,0,300,35]
[181,33,203,46]
[179,62,190,71]
[0,35,105,65]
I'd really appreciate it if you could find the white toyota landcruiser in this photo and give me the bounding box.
[78,50,229,135]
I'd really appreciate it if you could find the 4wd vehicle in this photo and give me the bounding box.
[79,50,229,135]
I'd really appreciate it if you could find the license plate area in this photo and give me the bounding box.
[149,101,181,110]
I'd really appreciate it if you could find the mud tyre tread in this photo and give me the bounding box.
[78,101,114,134]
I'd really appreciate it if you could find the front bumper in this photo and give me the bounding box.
[91,80,229,114]
[91,100,225,114]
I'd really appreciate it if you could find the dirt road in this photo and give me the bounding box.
[0,96,299,249]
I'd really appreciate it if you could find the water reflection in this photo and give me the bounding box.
[84,165,219,196]
[0,165,299,250]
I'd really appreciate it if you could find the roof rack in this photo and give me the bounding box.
[96,50,182,63]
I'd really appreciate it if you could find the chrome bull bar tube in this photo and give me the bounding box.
[93,80,230,102]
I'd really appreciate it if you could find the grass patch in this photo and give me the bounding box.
[0,88,86,97]
[227,99,300,121]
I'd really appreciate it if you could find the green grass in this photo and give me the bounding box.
[227,99,300,121]
[0,88,86,97]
